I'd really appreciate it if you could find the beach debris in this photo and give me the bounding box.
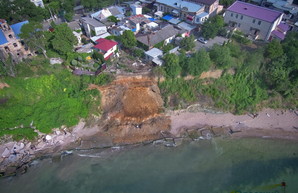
[266,113,270,117]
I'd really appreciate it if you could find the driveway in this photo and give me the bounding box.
[195,36,229,50]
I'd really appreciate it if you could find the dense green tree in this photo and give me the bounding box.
[20,22,49,58]
[107,16,119,23]
[163,54,181,78]
[120,30,137,49]
[187,50,212,76]
[0,0,48,23]
[209,44,232,68]
[180,35,196,51]
[51,24,77,55]
[219,0,236,7]
[265,39,284,60]
[201,15,224,39]
[92,51,104,63]
[282,32,298,70]
[81,0,115,10]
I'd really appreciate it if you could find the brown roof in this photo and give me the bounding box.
[186,0,217,6]
[137,25,186,47]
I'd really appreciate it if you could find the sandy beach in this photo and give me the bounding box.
[170,108,298,139]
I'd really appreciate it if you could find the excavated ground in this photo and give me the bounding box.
[89,75,171,144]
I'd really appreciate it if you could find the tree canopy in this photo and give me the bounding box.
[0,0,48,23]
[50,24,77,55]
[201,15,225,40]
[265,39,284,60]
[163,53,181,78]
[180,35,196,51]
[20,22,49,58]
[187,49,212,76]
[120,30,137,49]
[209,44,233,68]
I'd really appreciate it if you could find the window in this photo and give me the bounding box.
[9,34,13,38]
[258,21,261,25]
[236,14,238,19]
[253,19,255,23]
[13,43,17,47]
[238,23,241,27]
[240,15,243,20]
[231,13,233,17]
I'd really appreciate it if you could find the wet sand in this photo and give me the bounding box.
[170,108,298,140]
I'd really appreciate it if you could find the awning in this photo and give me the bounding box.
[186,15,193,21]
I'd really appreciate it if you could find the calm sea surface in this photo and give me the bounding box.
[1,137,298,193]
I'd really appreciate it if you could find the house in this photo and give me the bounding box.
[154,0,209,24]
[186,0,220,16]
[224,1,283,40]
[93,38,118,60]
[144,48,163,66]
[269,22,290,40]
[128,15,151,32]
[30,0,44,8]
[91,6,126,22]
[137,24,187,49]
[131,4,143,15]
[0,19,32,62]
[80,17,107,37]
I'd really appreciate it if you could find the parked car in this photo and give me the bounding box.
[198,37,208,44]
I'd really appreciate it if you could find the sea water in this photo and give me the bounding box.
[1,138,298,193]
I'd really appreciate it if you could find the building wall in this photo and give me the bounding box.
[82,22,107,37]
[224,10,282,40]
[103,45,117,59]
[0,22,32,61]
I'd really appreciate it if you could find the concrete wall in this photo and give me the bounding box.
[103,45,117,59]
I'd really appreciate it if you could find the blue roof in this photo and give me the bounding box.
[149,18,156,21]
[162,15,173,21]
[0,30,8,45]
[10,20,29,39]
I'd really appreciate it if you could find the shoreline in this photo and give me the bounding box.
[170,108,298,140]
[0,107,298,177]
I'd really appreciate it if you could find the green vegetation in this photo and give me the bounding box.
[120,30,137,49]
[203,73,267,114]
[180,35,196,51]
[81,0,115,10]
[0,0,49,23]
[201,15,225,40]
[0,64,112,140]
[158,32,298,113]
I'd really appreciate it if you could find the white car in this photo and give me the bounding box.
[198,37,208,44]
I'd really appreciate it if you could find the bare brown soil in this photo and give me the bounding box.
[0,82,9,89]
[89,75,170,144]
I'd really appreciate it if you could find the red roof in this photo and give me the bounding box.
[94,38,118,52]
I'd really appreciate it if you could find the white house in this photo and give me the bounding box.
[224,1,283,40]
[144,48,163,66]
[154,0,209,24]
[80,17,107,37]
[131,4,143,15]
[93,38,118,60]
[91,6,125,21]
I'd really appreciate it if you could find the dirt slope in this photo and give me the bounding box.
[90,75,170,144]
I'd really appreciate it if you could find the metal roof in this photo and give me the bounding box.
[10,20,29,39]
[227,1,282,23]
[0,30,8,45]
[156,0,204,13]
[145,48,163,58]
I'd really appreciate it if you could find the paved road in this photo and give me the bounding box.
[195,36,229,50]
